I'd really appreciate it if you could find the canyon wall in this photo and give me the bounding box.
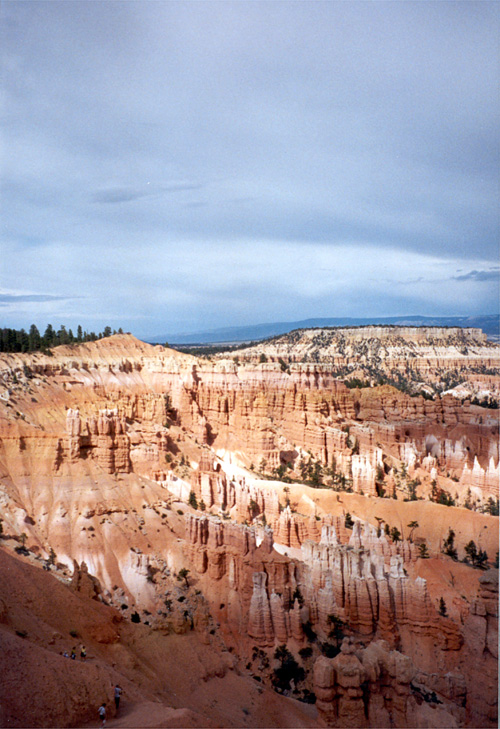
[0,333,497,728]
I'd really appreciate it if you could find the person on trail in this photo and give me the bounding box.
[114,685,123,712]
[70,648,76,660]
[80,645,87,660]
[98,702,106,727]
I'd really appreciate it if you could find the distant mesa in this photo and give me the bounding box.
[152,314,500,345]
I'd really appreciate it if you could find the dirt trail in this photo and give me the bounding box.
[81,699,216,728]
[81,697,318,728]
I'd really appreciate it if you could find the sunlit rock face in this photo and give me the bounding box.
[0,333,498,728]
[1,331,498,498]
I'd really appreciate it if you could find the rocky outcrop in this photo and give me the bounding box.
[193,452,229,510]
[313,638,466,729]
[70,560,102,599]
[183,510,465,668]
[65,408,130,473]
[300,523,462,657]
[272,506,309,548]
[248,572,275,645]
[462,569,498,726]
[461,456,499,498]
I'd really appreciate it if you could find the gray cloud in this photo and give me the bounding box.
[452,269,500,282]
[91,188,154,204]
[0,294,78,303]
[1,1,499,335]
[91,182,203,204]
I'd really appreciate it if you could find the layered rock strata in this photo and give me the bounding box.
[1,334,498,499]
[0,334,498,728]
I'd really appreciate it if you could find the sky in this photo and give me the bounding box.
[1,0,499,338]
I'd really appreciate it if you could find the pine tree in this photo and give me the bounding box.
[57,325,69,345]
[390,526,401,543]
[407,520,419,542]
[16,328,29,352]
[28,324,41,352]
[43,324,55,348]
[476,548,488,569]
[442,528,458,560]
[464,540,477,564]
[344,512,354,529]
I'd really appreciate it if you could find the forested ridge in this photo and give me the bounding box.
[0,324,122,353]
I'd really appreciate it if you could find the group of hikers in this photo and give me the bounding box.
[98,685,123,726]
[61,645,86,660]
[60,645,123,726]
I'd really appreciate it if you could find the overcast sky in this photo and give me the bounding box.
[1,1,499,338]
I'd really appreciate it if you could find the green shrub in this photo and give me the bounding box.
[319,641,340,659]
[298,646,313,660]
[344,378,370,389]
[178,567,190,587]
[418,543,430,559]
[272,645,304,691]
[483,497,499,516]
[303,621,317,642]
[278,357,290,374]
[300,689,316,704]
[327,614,345,644]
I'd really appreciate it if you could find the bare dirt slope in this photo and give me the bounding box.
[0,546,319,728]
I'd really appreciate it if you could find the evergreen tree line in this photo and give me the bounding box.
[0,324,123,353]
